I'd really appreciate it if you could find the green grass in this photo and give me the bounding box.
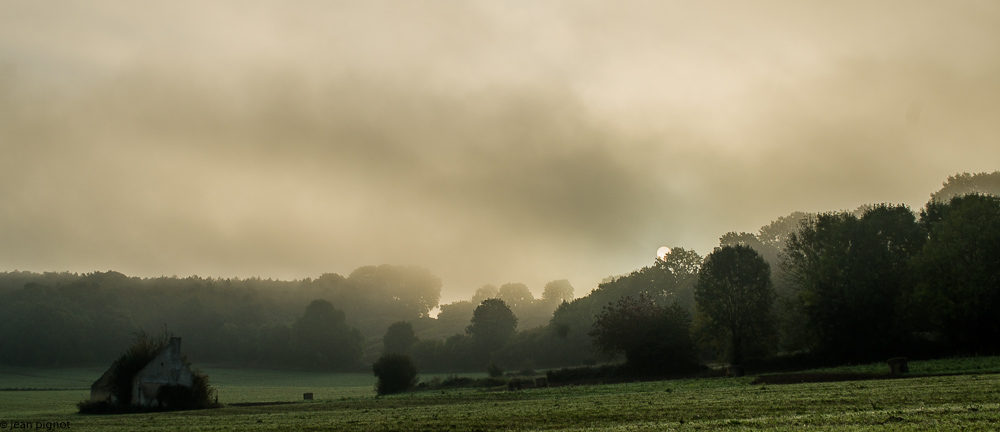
[798,355,1000,376]
[3,361,1000,430]
[0,365,106,389]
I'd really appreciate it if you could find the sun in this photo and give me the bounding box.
[656,246,672,260]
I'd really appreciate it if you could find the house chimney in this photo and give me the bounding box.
[169,337,182,356]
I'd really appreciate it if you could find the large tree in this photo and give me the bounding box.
[782,204,925,360]
[497,283,534,309]
[290,299,365,371]
[695,245,775,365]
[653,247,704,311]
[914,194,1000,353]
[382,321,418,354]
[471,284,499,305]
[466,299,518,355]
[541,279,574,305]
[929,171,1000,203]
[589,293,698,373]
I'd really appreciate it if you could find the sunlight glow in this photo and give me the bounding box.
[656,246,671,260]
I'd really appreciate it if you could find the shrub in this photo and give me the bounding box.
[372,353,418,395]
[157,371,218,409]
[487,363,504,378]
[590,294,700,374]
[546,365,620,383]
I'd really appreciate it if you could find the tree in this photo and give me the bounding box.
[747,211,814,353]
[383,321,418,354]
[497,283,533,309]
[471,284,499,305]
[914,194,1000,353]
[695,245,776,365]
[541,250,703,370]
[346,264,442,320]
[930,171,1000,203]
[588,247,703,313]
[289,299,365,371]
[434,300,476,336]
[466,299,518,356]
[589,293,698,373]
[372,353,418,395]
[541,279,574,304]
[652,247,703,312]
[782,204,925,360]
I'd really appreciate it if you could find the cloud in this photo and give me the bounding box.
[1,1,999,300]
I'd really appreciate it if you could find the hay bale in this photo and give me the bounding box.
[507,378,522,391]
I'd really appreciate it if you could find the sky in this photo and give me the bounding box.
[1,1,998,303]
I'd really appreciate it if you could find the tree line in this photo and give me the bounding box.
[0,265,569,370]
[1,171,998,374]
[0,265,440,369]
[385,171,1000,373]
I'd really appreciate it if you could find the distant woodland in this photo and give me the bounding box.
[1,171,998,374]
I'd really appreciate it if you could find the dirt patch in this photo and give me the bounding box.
[751,372,900,385]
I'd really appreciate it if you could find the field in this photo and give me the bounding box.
[2,359,1000,431]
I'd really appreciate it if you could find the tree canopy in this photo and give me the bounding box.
[290,299,365,370]
[589,293,698,373]
[466,299,518,353]
[382,321,418,354]
[541,279,574,304]
[914,194,1000,353]
[695,245,775,365]
[782,204,925,360]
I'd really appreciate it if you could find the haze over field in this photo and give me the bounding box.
[1,1,998,301]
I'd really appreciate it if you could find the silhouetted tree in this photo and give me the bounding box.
[497,283,533,309]
[914,194,1000,353]
[930,171,1000,203]
[372,353,418,395]
[433,300,476,337]
[695,245,776,365]
[783,204,924,361]
[652,247,703,312]
[541,279,574,304]
[289,299,365,371]
[467,299,517,360]
[734,211,814,353]
[383,321,418,354]
[589,293,698,374]
[471,284,499,305]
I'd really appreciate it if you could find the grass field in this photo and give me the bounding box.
[2,359,1000,431]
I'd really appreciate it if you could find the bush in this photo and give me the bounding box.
[546,365,620,383]
[77,400,112,414]
[157,371,218,410]
[590,294,700,374]
[416,375,507,390]
[372,353,418,395]
[487,363,504,378]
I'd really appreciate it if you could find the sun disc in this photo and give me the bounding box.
[656,246,671,260]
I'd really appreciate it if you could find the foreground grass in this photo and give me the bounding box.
[3,368,1000,430]
[798,356,1000,377]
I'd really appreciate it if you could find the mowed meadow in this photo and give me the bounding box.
[3,358,1000,431]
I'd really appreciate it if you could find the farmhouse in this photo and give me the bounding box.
[90,337,194,407]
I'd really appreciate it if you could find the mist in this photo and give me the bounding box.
[2,1,999,301]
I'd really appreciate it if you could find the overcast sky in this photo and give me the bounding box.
[2,1,998,302]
